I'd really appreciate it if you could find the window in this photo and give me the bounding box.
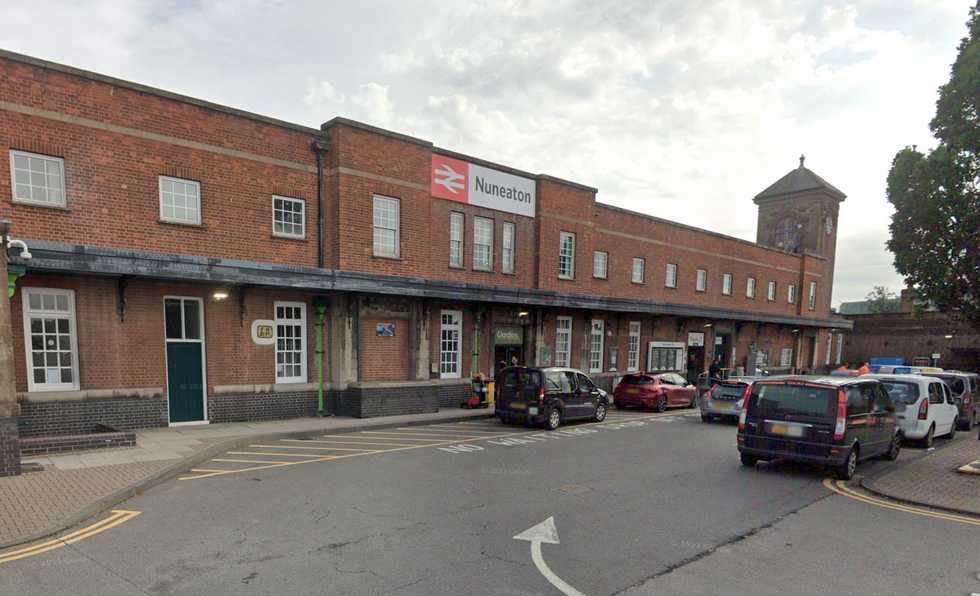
[589,319,604,373]
[276,302,307,383]
[558,232,575,279]
[722,273,733,295]
[10,150,65,206]
[774,216,799,251]
[373,195,399,257]
[273,196,305,237]
[627,322,641,371]
[747,277,756,299]
[809,282,817,310]
[666,264,678,288]
[768,281,777,301]
[788,284,796,304]
[555,317,572,367]
[449,212,464,267]
[696,269,707,292]
[835,334,843,365]
[159,176,201,224]
[825,332,833,365]
[594,251,608,279]
[23,289,79,391]
[440,310,462,379]
[780,348,793,367]
[632,258,645,284]
[502,222,515,274]
[473,217,493,270]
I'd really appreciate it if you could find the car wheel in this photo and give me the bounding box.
[687,396,698,409]
[701,412,714,423]
[961,414,974,431]
[545,408,562,431]
[655,395,668,413]
[945,420,957,440]
[920,425,935,448]
[882,433,900,461]
[593,403,607,422]
[740,453,758,467]
[837,447,858,480]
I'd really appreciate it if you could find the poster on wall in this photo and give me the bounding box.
[540,346,553,367]
[376,323,396,337]
[687,332,705,347]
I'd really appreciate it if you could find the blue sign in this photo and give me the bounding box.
[376,323,395,337]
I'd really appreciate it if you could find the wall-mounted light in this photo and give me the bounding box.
[518,311,530,317]
[791,328,800,334]
[211,291,229,302]
[703,323,713,328]
[945,334,954,339]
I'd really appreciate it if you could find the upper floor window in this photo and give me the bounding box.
[473,217,493,270]
[809,281,817,310]
[632,258,645,284]
[159,176,201,225]
[696,269,707,292]
[594,251,608,279]
[449,212,464,267]
[747,277,756,298]
[502,222,515,274]
[559,232,575,279]
[666,263,678,288]
[774,216,799,251]
[768,281,777,301]
[10,150,65,207]
[722,273,733,295]
[373,195,399,257]
[788,284,797,304]
[273,196,305,238]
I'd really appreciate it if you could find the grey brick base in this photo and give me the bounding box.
[208,390,334,424]
[19,397,167,438]
[0,417,21,477]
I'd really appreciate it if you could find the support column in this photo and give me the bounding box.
[0,220,22,477]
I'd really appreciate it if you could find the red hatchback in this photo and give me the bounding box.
[613,372,698,412]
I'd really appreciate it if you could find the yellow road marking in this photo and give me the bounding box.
[360,431,499,438]
[397,427,508,435]
[291,439,423,447]
[213,458,313,464]
[348,434,469,441]
[0,510,141,565]
[823,479,980,526]
[254,443,373,451]
[227,451,337,458]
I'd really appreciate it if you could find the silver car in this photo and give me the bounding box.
[700,376,758,422]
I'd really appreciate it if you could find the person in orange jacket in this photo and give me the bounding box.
[858,362,871,375]
[836,362,850,372]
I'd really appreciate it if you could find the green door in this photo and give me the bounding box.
[165,297,206,424]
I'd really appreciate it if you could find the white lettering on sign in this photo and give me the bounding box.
[431,154,536,218]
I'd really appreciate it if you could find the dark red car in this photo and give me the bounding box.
[613,372,698,412]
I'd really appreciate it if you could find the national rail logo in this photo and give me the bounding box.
[431,154,536,218]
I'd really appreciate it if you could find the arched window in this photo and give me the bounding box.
[774,217,799,251]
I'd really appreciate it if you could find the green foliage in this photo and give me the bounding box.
[864,286,900,314]
[886,2,980,334]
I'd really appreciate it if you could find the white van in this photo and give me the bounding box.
[863,374,958,447]
[874,365,943,375]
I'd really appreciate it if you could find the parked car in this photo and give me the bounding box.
[613,372,697,412]
[700,376,758,423]
[495,366,608,430]
[737,376,901,480]
[921,371,980,430]
[864,374,959,447]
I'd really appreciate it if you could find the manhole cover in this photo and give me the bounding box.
[558,485,591,494]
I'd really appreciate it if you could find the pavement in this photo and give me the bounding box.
[0,407,978,553]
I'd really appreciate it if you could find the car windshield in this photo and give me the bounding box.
[501,369,541,389]
[713,383,749,398]
[750,383,836,417]
[881,381,921,404]
[619,375,656,385]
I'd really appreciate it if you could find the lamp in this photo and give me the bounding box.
[211,291,229,302]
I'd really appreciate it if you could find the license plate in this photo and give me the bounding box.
[770,423,804,437]
[528,407,538,416]
[510,402,526,411]
[715,403,732,410]
[627,388,639,395]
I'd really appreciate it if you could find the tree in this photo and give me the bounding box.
[886,1,980,334]
[864,286,900,314]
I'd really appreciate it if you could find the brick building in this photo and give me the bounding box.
[0,49,851,436]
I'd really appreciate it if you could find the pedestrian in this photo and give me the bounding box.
[858,362,871,375]
[496,360,508,383]
[801,366,810,375]
[837,362,850,372]
[709,357,722,379]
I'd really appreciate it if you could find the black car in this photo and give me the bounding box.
[495,366,608,430]
[737,376,901,480]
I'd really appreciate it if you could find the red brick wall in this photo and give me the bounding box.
[361,318,408,381]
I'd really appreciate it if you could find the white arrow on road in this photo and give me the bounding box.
[514,517,585,596]
[434,164,465,194]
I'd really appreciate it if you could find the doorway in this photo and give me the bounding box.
[495,345,524,374]
[164,297,207,425]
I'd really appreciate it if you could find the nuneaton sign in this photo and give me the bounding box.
[431,154,536,218]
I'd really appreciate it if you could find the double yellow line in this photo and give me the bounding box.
[823,479,980,526]
[0,510,141,565]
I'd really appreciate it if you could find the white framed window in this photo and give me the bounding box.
[440,310,462,379]
[696,269,707,292]
[666,263,678,288]
[747,277,756,298]
[722,273,733,295]
[273,196,305,238]
[473,217,493,270]
[589,319,604,373]
[594,251,608,279]
[809,282,817,310]
[780,348,793,367]
[627,321,641,371]
[555,317,572,367]
[632,258,645,284]
[768,281,777,301]
[502,222,515,274]
[23,289,79,391]
[449,212,464,267]
[788,284,796,303]
[559,232,575,279]
[825,332,833,366]
[275,302,307,383]
[835,333,843,365]
[10,150,65,206]
[159,176,201,224]
[373,195,400,257]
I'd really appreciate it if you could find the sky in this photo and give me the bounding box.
[1,0,974,306]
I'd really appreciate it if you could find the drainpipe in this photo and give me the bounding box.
[312,296,331,416]
[473,308,484,376]
[312,139,331,269]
